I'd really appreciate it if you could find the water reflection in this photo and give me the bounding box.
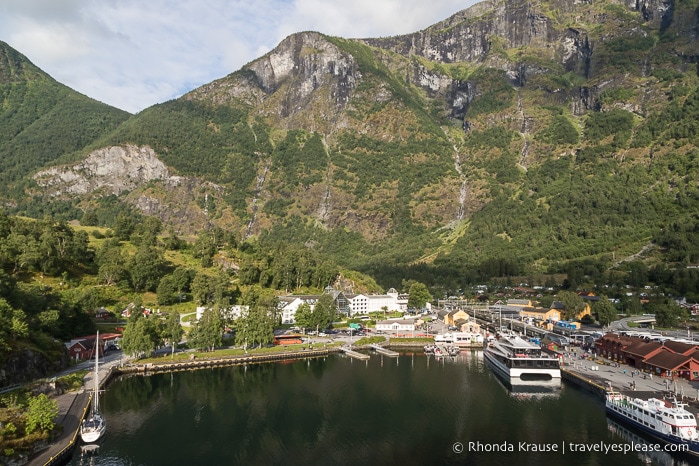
[607,418,693,466]
[69,353,665,466]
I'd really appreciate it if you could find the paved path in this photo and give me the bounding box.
[29,391,89,466]
[563,346,699,405]
[28,357,124,465]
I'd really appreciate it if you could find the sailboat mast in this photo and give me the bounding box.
[94,331,100,412]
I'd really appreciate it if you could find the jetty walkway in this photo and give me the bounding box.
[369,344,399,357]
[338,346,371,360]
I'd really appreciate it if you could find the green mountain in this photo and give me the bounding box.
[0,40,131,210]
[4,0,699,290]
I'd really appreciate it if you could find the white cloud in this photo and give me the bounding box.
[0,0,477,113]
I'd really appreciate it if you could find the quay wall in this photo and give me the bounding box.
[117,348,338,375]
[561,368,607,399]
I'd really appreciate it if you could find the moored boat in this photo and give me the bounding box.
[483,335,561,383]
[80,331,106,443]
[606,388,699,456]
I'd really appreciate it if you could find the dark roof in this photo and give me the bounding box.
[643,351,697,371]
[662,340,699,355]
[550,301,565,310]
[597,333,636,346]
[507,299,530,305]
[624,341,663,358]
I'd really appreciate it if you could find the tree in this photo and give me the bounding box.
[189,307,222,351]
[293,302,313,331]
[191,270,229,305]
[408,282,432,310]
[25,394,58,434]
[311,293,337,331]
[171,267,194,300]
[650,299,686,328]
[593,296,617,326]
[235,290,277,349]
[193,232,217,267]
[163,311,184,358]
[121,316,159,358]
[134,216,162,246]
[557,291,586,320]
[11,309,29,339]
[112,212,136,241]
[127,245,165,292]
[96,240,126,286]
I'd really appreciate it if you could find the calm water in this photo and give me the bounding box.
[68,351,690,466]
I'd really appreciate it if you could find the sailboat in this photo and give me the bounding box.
[80,331,106,443]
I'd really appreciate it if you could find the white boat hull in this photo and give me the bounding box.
[605,391,699,456]
[80,415,106,443]
[82,331,106,443]
[484,347,561,381]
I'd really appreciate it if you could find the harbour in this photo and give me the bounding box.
[54,350,690,466]
[32,333,699,466]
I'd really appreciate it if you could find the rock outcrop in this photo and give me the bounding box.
[34,145,176,197]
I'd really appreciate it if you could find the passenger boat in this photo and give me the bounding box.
[483,335,561,382]
[80,331,106,443]
[605,388,699,456]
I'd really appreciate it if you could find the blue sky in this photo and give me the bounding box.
[0,0,477,113]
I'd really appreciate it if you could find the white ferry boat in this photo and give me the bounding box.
[483,335,561,382]
[605,389,699,456]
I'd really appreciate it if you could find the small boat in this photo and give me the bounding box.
[606,388,699,456]
[483,335,561,383]
[80,331,106,443]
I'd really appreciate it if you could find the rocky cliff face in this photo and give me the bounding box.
[186,31,360,131]
[0,346,70,387]
[34,145,175,197]
[34,145,225,234]
[15,0,699,252]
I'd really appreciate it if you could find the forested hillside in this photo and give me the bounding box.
[0,41,130,206]
[0,0,698,296]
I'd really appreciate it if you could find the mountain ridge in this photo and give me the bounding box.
[2,0,699,285]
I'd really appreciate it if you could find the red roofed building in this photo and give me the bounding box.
[597,333,699,380]
[623,340,664,368]
[661,340,697,356]
[65,332,121,361]
[642,351,699,380]
[595,333,636,361]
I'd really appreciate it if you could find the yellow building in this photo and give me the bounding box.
[552,299,592,320]
[445,309,469,326]
[519,306,561,325]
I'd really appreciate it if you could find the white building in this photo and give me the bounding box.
[376,319,416,332]
[276,287,408,323]
[346,288,407,316]
[277,295,321,325]
[196,305,248,321]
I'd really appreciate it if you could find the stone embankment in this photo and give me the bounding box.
[117,348,338,375]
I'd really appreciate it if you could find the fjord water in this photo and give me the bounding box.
[69,352,679,466]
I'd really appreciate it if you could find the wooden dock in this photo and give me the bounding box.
[339,346,371,360]
[369,344,399,357]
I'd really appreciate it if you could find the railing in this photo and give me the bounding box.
[0,383,22,394]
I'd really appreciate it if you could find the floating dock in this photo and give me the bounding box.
[339,346,371,360]
[369,344,399,357]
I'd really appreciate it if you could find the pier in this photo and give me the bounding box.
[369,344,399,357]
[339,346,371,360]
